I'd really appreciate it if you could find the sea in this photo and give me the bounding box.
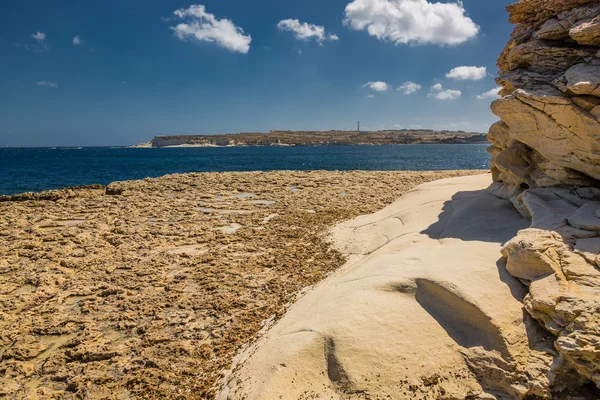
[0,144,491,196]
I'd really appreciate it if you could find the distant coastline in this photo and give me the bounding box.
[132,129,488,148]
[0,145,491,196]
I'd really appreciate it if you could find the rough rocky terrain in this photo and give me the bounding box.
[487,0,600,396]
[218,175,560,400]
[0,170,479,399]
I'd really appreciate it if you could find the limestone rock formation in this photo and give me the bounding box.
[216,1,600,398]
[218,175,556,400]
[489,0,600,395]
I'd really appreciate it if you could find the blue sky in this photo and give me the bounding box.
[0,0,514,147]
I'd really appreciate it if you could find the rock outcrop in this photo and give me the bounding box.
[219,175,555,400]
[215,2,600,398]
[489,0,600,394]
[2,171,482,398]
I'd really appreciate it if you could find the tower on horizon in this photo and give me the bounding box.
[358,121,360,133]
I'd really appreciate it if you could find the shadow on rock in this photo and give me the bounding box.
[421,188,529,244]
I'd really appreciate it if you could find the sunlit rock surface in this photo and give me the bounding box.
[488,0,600,395]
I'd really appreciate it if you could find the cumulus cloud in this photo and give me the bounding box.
[446,66,487,80]
[434,89,461,100]
[37,81,58,88]
[277,19,339,44]
[431,83,443,91]
[397,81,421,94]
[171,5,252,54]
[343,0,479,46]
[362,81,389,91]
[73,36,81,46]
[21,31,50,51]
[32,32,46,42]
[477,87,502,100]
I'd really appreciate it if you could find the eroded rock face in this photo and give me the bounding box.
[489,0,600,395]
[499,194,600,391]
[491,0,600,190]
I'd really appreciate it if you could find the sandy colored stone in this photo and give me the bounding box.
[570,16,600,45]
[507,0,599,24]
[0,170,480,399]
[485,0,600,395]
[491,88,600,183]
[218,175,568,399]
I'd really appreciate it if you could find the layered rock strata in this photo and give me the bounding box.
[489,0,600,394]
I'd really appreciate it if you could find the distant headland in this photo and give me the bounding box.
[133,129,488,148]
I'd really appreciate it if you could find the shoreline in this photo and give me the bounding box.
[130,142,490,149]
[0,168,490,198]
[0,170,484,398]
[3,142,491,150]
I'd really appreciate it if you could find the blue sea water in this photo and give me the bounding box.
[0,144,491,196]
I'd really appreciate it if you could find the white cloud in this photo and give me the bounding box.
[392,124,403,129]
[32,32,46,42]
[477,87,502,100]
[73,36,81,46]
[277,19,339,44]
[362,81,389,91]
[367,94,375,98]
[37,81,58,88]
[343,0,479,46]
[431,83,443,91]
[23,32,49,51]
[397,81,421,94]
[171,5,252,54]
[446,66,487,80]
[434,89,461,100]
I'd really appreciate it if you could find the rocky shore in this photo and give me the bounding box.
[3,1,600,399]
[218,0,600,398]
[0,170,479,399]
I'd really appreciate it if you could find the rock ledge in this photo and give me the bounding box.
[488,0,600,395]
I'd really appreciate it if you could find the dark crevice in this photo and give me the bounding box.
[324,337,351,392]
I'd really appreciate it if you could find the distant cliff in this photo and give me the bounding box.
[145,130,488,148]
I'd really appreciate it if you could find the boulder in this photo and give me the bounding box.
[570,17,600,45]
[563,63,600,96]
